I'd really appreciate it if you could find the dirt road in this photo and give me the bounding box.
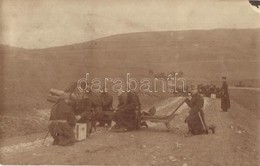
[0,97,258,165]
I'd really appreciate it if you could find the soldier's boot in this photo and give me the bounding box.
[208,125,216,134]
[140,121,148,128]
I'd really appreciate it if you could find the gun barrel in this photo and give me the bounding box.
[50,88,65,97]
[47,94,60,103]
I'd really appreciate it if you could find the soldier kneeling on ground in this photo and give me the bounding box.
[48,98,77,146]
[184,85,216,137]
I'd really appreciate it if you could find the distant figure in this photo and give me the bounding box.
[221,77,230,112]
[48,98,77,146]
[184,85,215,137]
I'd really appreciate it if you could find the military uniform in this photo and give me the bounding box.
[75,91,104,133]
[221,81,230,111]
[75,93,93,122]
[99,92,113,126]
[88,91,104,122]
[185,93,208,135]
[117,92,128,110]
[74,92,95,136]
[48,100,76,146]
[113,91,141,131]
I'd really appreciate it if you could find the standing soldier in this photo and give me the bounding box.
[221,76,230,112]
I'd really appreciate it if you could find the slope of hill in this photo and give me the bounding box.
[1,28,259,119]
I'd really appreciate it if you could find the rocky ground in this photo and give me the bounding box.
[0,95,259,165]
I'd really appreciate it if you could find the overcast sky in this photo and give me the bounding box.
[1,0,260,49]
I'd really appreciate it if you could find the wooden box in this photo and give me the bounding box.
[211,94,216,98]
[74,123,87,141]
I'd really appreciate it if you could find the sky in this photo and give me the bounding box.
[1,0,260,49]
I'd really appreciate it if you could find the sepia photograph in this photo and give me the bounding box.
[0,0,259,165]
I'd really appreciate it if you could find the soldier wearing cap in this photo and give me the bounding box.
[184,85,215,136]
[221,76,230,112]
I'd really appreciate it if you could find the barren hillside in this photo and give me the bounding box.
[1,29,259,137]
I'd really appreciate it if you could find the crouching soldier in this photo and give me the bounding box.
[99,90,113,127]
[184,85,215,137]
[48,98,77,146]
[112,90,141,131]
[74,91,94,137]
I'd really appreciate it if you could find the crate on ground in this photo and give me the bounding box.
[74,123,87,141]
[211,93,216,98]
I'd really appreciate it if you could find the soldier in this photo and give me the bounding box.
[112,90,141,131]
[184,85,215,137]
[48,98,77,146]
[221,76,230,112]
[74,91,94,137]
[63,82,94,137]
[117,90,128,110]
[87,90,104,127]
[99,90,113,127]
[75,82,104,133]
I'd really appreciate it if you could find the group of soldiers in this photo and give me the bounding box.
[48,82,143,146]
[48,77,230,146]
[197,84,222,98]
